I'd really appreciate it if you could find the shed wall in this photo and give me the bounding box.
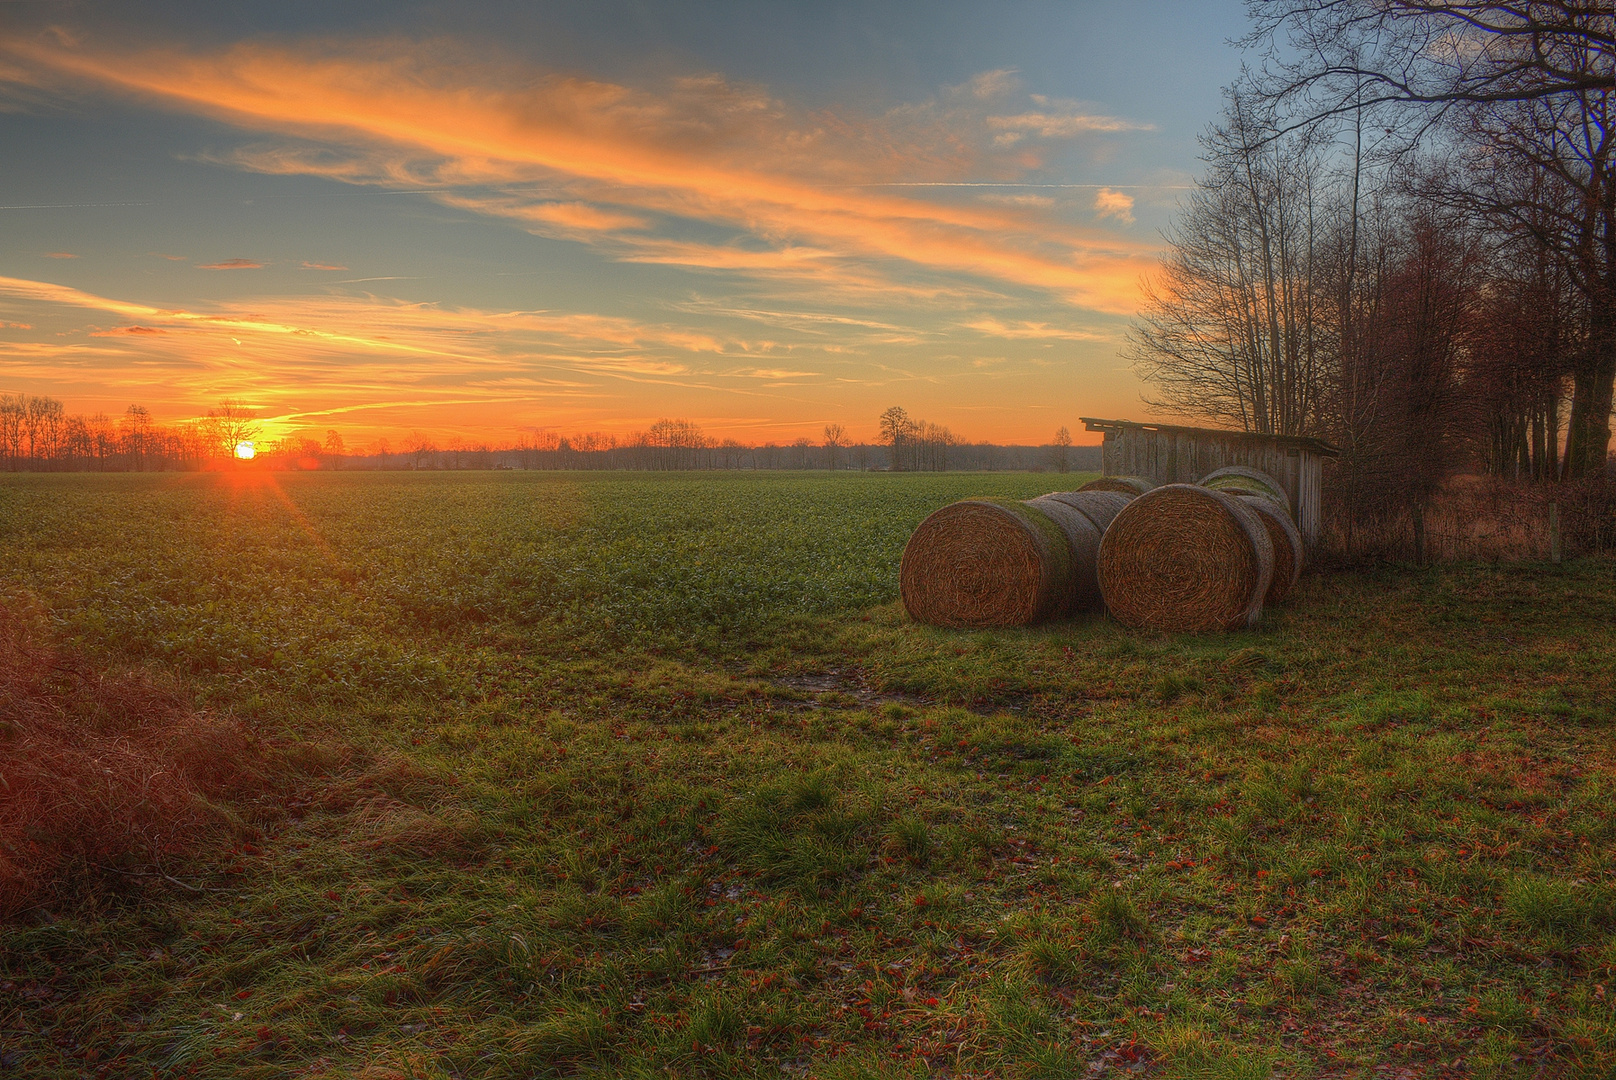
[1102,429,1326,546]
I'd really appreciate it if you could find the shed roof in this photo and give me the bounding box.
[1079,418,1339,459]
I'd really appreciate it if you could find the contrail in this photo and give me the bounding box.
[0,190,442,211]
[855,182,1194,189]
[0,201,155,210]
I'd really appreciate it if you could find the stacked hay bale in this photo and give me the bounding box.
[899,499,1071,628]
[900,490,1131,627]
[1078,475,1156,497]
[1199,467,1304,603]
[1096,485,1274,633]
[1025,491,1132,613]
[902,466,1308,633]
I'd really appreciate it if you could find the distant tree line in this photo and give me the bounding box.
[0,395,1100,474]
[0,395,264,472]
[1127,1,1615,557]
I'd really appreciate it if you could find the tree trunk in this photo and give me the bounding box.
[1412,500,1427,566]
[1531,409,1546,481]
[1565,313,1616,478]
[1546,392,1561,481]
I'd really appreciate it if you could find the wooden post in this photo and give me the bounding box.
[1549,500,1561,563]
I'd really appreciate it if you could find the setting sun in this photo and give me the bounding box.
[234,441,255,460]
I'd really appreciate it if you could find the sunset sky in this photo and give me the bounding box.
[0,1,1249,448]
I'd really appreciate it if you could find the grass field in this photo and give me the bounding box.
[2,469,1614,1079]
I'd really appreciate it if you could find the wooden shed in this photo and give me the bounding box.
[1080,418,1339,547]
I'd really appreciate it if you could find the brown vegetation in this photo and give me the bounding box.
[1319,473,1616,563]
[1129,3,1613,561]
[0,606,276,916]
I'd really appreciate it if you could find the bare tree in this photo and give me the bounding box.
[822,423,847,470]
[1247,0,1615,475]
[0,395,22,470]
[1378,208,1484,561]
[324,429,345,470]
[1247,2,1613,121]
[24,395,65,463]
[789,436,813,469]
[1050,426,1073,473]
[205,399,259,459]
[644,418,710,469]
[403,431,435,470]
[120,405,153,471]
[1126,92,1332,436]
[878,406,912,470]
[1466,222,1583,480]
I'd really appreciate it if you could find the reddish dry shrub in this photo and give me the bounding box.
[1320,473,1616,563]
[0,606,272,916]
[1558,477,1616,554]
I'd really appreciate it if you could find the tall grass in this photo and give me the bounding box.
[0,605,276,915]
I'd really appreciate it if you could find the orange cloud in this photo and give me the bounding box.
[300,260,348,270]
[197,257,263,269]
[44,251,76,258]
[520,201,649,233]
[962,316,1116,342]
[0,271,1146,443]
[1093,188,1135,225]
[0,37,1157,314]
[986,93,1153,148]
[732,367,820,379]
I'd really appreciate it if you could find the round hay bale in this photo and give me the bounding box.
[1078,475,1156,497]
[1237,493,1303,603]
[1096,484,1274,633]
[1025,495,1104,612]
[1040,489,1132,534]
[1199,466,1289,515]
[900,498,1074,628]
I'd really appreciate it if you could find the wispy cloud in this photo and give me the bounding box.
[44,251,76,259]
[0,36,1156,315]
[0,274,843,418]
[0,36,1158,442]
[730,367,820,379]
[962,316,1115,342]
[1093,187,1135,225]
[90,324,168,336]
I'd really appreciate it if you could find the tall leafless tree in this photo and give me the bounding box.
[1127,92,1333,437]
[1246,0,1615,475]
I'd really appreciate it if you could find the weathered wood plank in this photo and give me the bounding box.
[1084,419,1337,549]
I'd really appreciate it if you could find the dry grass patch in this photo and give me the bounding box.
[0,606,287,915]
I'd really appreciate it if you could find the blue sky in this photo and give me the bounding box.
[0,0,1251,447]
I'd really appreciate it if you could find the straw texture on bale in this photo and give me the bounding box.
[1237,494,1303,603]
[1025,496,1105,612]
[1097,484,1274,633]
[901,498,1074,628]
[1039,489,1132,534]
[1079,475,1157,497]
[1199,466,1289,513]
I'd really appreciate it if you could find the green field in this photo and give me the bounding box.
[3,470,1615,1078]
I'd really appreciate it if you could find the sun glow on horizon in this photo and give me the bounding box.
[234,441,256,460]
[0,21,1190,444]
